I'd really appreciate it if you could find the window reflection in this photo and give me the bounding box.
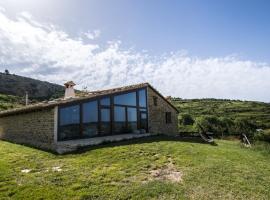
[100,97,110,106]
[114,92,136,106]
[82,101,98,137]
[139,89,146,107]
[100,108,111,135]
[127,107,137,133]
[114,106,126,133]
[59,105,80,140]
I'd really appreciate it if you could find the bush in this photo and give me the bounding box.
[234,118,257,137]
[194,115,224,135]
[179,114,194,125]
[254,129,270,142]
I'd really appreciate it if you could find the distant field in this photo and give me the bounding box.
[0,136,270,199]
[172,99,270,132]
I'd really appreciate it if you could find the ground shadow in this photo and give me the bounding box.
[1,134,218,155]
[70,135,218,155]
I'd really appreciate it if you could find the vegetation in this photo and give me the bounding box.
[173,98,270,139]
[0,137,270,199]
[0,94,23,111]
[0,72,65,100]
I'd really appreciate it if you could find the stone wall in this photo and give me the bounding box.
[147,87,178,135]
[0,108,56,151]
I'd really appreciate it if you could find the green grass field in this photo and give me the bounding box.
[0,136,269,200]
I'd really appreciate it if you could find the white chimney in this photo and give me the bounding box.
[64,81,76,99]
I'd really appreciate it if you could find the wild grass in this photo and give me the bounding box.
[0,136,270,199]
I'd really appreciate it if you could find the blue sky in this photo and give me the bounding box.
[2,0,270,61]
[0,0,270,101]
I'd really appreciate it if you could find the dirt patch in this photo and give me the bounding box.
[149,158,183,183]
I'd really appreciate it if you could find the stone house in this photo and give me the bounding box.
[0,83,179,153]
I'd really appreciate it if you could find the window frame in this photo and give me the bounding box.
[165,112,172,124]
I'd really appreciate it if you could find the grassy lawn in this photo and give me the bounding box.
[0,136,270,200]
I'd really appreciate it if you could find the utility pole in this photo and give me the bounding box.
[25,91,29,106]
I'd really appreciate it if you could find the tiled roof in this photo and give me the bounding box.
[0,82,178,117]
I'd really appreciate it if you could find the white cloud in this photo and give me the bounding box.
[83,29,101,40]
[0,9,270,102]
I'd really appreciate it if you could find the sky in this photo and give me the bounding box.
[0,0,269,102]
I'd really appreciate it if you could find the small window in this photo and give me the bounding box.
[165,112,172,124]
[153,96,158,106]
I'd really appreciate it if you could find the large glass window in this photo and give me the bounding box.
[138,89,146,107]
[127,107,137,133]
[58,88,148,140]
[100,108,111,135]
[114,92,136,106]
[59,105,80,140]
[114,106,126,133]
[82,101,98,137]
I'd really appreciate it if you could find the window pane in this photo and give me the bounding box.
[127,107,137,133]
[100,108,111,135]
[82,101,98,137]
[114,106,126,133]
[140,112,147,132]
[101,109,110,122]
[114,92,136,106]
[100,97,110,106]
[59,105,80,140]
[139,89,146,107]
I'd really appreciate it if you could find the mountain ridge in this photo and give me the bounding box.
[0,72,65,100]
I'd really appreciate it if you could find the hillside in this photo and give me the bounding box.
[0,72,65,100]
[172,98,270,132]
[0,94,24,111]
[0,137,269,199]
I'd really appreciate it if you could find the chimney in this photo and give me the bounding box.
[64,81,76,99]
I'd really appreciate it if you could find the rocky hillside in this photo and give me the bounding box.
[0,72,65,100]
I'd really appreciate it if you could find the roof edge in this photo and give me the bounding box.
[146,84,179,113]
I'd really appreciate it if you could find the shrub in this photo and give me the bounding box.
[194,115,222,135]
[234,118,257,138]
[194,116,237,137]
[254,129,270,143]
[179,114,194,125]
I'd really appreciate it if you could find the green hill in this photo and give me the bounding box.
[0,94,24,111]
[172,98,270,132]
[0,72,65,100]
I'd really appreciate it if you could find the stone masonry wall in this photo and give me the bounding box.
[147,87,178,135]
[0,108,56,151]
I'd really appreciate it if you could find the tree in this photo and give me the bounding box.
[179,114,194,125]
[4,69,10,75]
[219,117,235,136]
[194,115,230,137]
[194,115,220,134]
[234,118,257,137]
